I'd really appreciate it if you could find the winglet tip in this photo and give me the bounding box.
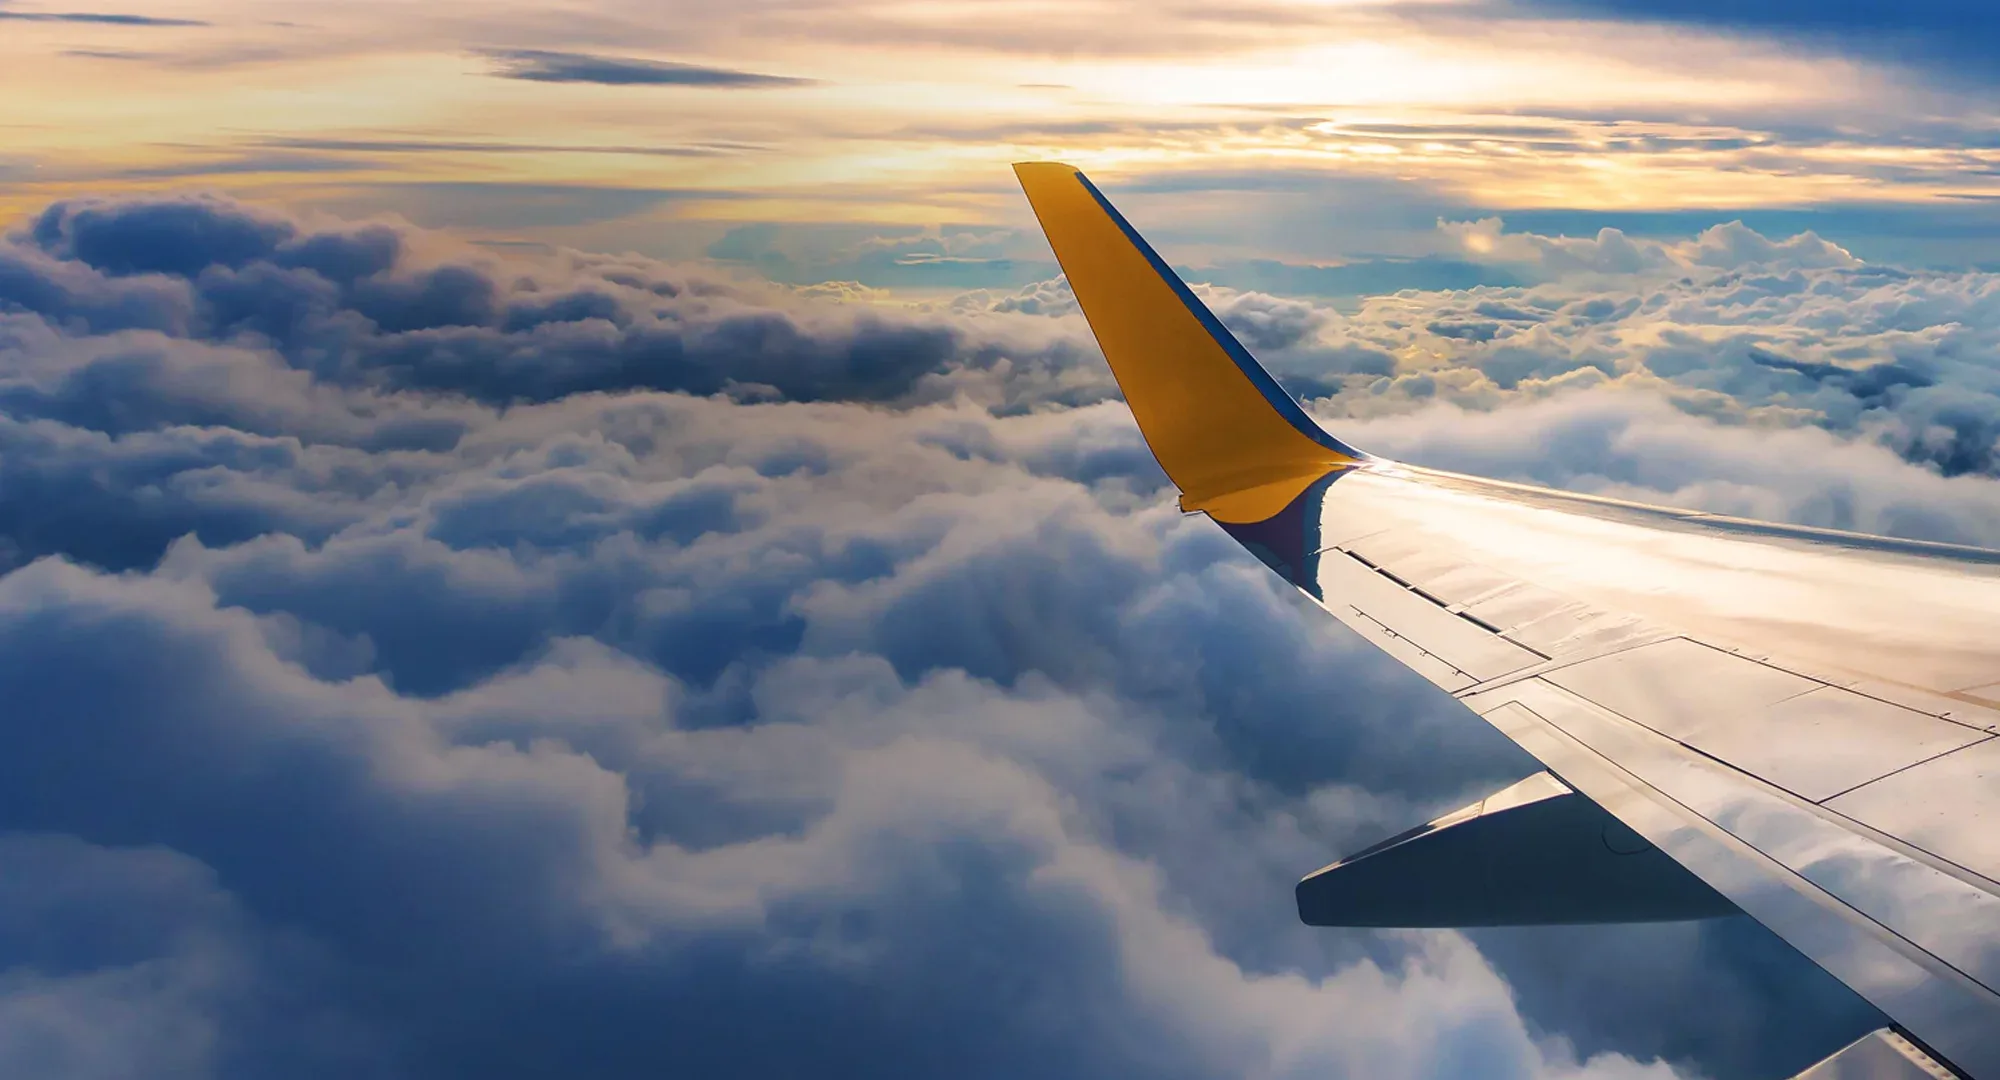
[1008,159,1370,515]
[1012,161,1082,183]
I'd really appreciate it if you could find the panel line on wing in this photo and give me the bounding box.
[1545,640,1992,804]
[1473,692,2000,1078]
[1336,548,1552,663]
[1816,736,2000,807]
[1499,684,2000,990]
[1492,677,2000,926]
[1451,634,1683,701]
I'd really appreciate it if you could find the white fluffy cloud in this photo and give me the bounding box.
[1437,218,1861,277]
[0,394,1691,1079]
[1316,255,2000,479]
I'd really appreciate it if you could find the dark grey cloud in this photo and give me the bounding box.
[0,7,207,26]
[481,49,812,89]
[0,191,1963,1080]
[5,193,1099,419]
[29,193,297,277]
[111,153,383,180]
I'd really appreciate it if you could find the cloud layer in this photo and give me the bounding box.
[0,193,1927,1079]
[1305,220,2000,492]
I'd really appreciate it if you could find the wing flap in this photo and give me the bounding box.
[1298,770,1735,927]
[1470,686,2000,1080]
[1792,1029,1960,1080]
[1543,640,1990,803]
[1312,550,1545,684]
[1827,740,2000,888]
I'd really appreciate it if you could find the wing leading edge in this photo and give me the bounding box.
[1015,162,2000,1079]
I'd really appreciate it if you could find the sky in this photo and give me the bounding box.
[7,2,2000,1079]
[10,0,2000,274]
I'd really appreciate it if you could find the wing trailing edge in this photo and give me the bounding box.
[1791,1029,1962,1080]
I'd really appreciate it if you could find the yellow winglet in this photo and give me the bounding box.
[1013,162,1361,524]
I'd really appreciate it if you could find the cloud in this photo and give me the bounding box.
[11,190,1998,480]
[5,193,1104,415]
[0,835,246,1079]
[1436,217,1859,276]
[59,47,160,59]
[1341,389,2000,546]
[1173,223,2000,482]
[953,241,2000,489]
[0,397,1663,1077]
[1193,286,1329,352]
[480,49,813,88]
[249,136,741,158]
[0,7,207,26]
[0,542,1689,1076]
[28,193,298,277]
[0,191,1938,1079]
[108,153,383,181]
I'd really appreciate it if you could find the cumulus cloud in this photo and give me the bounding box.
[1343,389,2000,545]
[1437,217,1860,277]
[0,192,1924,1079]
[4,193,1109,417]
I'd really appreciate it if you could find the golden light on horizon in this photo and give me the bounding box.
[0,0,1994,262]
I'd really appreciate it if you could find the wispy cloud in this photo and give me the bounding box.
[59,47,161,59]
[334,180,752,229]
[0,7,206,26]
[480,48,812,88]
[110,152,383,179]
[250,135,744,158]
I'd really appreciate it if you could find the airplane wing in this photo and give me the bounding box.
[1015,162,2000,1080]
